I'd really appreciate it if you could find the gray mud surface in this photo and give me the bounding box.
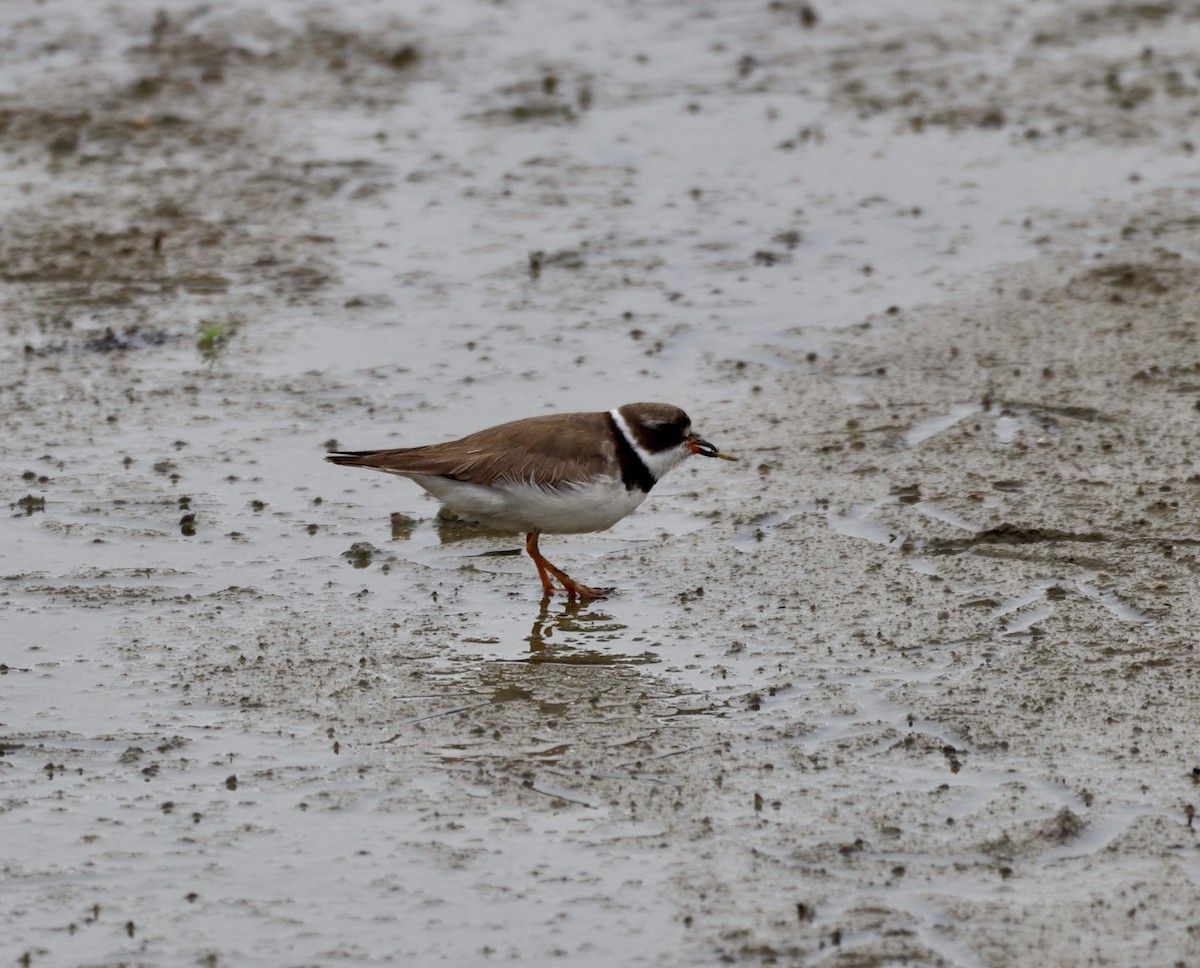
[3,2,1199,966]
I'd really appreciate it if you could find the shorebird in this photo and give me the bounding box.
[325,402,735,598]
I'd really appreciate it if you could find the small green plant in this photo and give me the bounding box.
[196,318,230,365]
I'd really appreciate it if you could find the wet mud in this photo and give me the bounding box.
[4,1,1200,966]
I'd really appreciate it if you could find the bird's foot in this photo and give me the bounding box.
[538,576,611,600]
[559,577,612,600]
[526,532,612,600]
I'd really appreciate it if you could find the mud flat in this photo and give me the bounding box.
[3,1,1199,966]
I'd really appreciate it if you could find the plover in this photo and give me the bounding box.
[325,402,735,598]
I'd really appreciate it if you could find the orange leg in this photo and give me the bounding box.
[524,532,610,599]
[525,532,559,596]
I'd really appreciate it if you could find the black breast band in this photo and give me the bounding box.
[605,413,655,493]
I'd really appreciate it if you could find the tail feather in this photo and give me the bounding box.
[325,450,389,467]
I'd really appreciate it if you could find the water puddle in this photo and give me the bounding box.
[1076,581,1155,625]
[904,402,983,447]
[993,414,1023,444]
[828,502,905,547]
[912,500,979,532]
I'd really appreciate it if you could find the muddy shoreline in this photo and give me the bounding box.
[4,2,1199,966]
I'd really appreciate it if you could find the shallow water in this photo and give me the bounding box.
[4,1,1200,966]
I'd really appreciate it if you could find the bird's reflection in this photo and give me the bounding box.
[524,595,654,665]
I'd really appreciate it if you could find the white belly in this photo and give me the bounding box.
[408,474,647,534]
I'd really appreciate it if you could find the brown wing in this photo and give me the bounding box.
[325,411,616,489]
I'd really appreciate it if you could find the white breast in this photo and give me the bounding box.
[408,474,648,535]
